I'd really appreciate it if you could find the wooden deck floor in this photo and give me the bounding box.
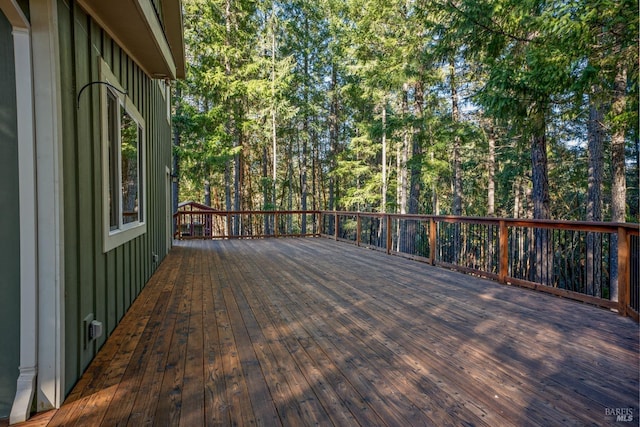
[17,238,639,426]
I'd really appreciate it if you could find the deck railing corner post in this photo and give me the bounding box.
[386,214,392,255]
[617,226,630,317]
[499,220,508,285]
[176,213,181,240]
[429,218,436,265]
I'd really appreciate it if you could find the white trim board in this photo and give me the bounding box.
[30,0,65,413]
[6,4,37,424]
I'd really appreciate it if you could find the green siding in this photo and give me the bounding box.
[0,11,20,419]
[57,0,172,395]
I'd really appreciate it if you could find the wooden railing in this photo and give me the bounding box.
[173,210,321,239]
[172,209,639,320]
[320,211,640,321]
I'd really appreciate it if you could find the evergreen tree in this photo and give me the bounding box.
[173,0,639,238]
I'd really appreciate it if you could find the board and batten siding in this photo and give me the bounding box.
[58,0,172,395]
[0,10,21,419]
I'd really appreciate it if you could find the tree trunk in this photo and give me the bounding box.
[431,152,438,215]
[610,58,629,224]
[329,65,338,212]
[450,59,462,216]
[449,61,462,264]
[328,64,339,233]
[311,125,318,229]
[399,86,409,215]
[224,0,239,234]
[381,101,387,213]
[395,132,401,250]
[586,95,604,296]
[524,182,535,281]
[224,161,232,211]
[486,123,496,271]
[300,19,309,234]
[487,124,496,217]
[204,180,211,207]
[233,139,241,235]
[530,105,551,285]
[513,178,520,219]
[271,17,278,214]
[610,63,628,302]
[263,145,270,234]
[409,81,424,215]
[300,138,308,232]
[287,139,293,232]
[530,108,550,220]
[396,86,410,252]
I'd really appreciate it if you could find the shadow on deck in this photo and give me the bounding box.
[14,238,640,426]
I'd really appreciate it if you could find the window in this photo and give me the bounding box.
[101,60,146,252]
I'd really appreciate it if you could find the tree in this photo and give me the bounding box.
[173,0,638,252]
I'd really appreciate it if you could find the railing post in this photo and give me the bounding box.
[617,226,629,316]
[429,218,436,265]
[499,220,508,284]
[275,212,279,238]
[226,212,231,238]
[356,213,361,246]
[498,220,509,285]
[334,211,338,241]
[386,215,392,255]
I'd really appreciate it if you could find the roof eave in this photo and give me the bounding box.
[77,0,185,80]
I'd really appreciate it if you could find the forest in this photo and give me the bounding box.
[172,0,639,223]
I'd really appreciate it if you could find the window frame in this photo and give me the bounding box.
[100,59,147,253]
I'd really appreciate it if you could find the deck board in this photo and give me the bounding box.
[14,238,639,427]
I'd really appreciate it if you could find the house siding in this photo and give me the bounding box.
[57,0,172,394]
[0,11,21,419]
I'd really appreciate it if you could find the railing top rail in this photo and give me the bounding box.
[174,209,322,217]
[173,209,638,234]
[322,210,639,233]
[177,207,220,212]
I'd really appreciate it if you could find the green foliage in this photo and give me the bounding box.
[173,0,639,222]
